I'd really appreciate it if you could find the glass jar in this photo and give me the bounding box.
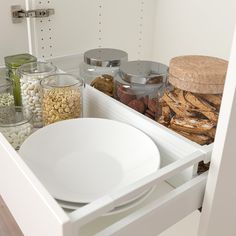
[79,48,128,96]
[4,53,37,106]
[41,73,83,125]
[0,78,14,107]
[114,60,168,120]
[158,55,228,146]
[0,106,33,150]
[18,62,57,128]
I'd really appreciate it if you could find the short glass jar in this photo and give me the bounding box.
[0,106,33,150]
[0,78,14,107]
[41,73,83,125]
[18,62,57,128]
[79,48,128,96]
[114,60,168,120]
[4,54,37,106]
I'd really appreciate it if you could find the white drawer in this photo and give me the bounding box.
[0,86,208,236]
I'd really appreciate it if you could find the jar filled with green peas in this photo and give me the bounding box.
[4,54,37,106]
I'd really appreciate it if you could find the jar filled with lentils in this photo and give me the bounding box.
[18,62,57,128]
[41,74,83,125]
[0,78,14,108]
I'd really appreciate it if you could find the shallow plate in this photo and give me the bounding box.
[20,118,160,204]
[57,186,156,216]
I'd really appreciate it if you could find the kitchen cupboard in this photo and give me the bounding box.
[0,1,235,236]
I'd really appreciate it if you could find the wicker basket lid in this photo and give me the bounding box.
[169,55,228,94]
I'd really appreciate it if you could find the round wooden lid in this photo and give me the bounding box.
[169,55,228,94]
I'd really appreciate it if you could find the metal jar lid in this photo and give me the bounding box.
[84,48,128,67]
[4,53,37,69]
[119,60,168,85]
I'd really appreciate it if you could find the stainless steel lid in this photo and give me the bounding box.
[119,60,168,85]
[84,48,128,67]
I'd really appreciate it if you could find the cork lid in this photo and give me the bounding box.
[169,55,228,94]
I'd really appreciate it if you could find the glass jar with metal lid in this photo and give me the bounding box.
[0,78,14,108]
[79,48,128,96]
[41,73,83,126]
[18,62,57,128]
[4,53,37,106]
[114,60,168,120]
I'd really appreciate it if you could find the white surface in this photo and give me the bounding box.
[94,173,206,236]
[159,211,200,236]
[19,118,160,204]
[153,0,236,65]
[0,0,29,66]
[198,27,236,236]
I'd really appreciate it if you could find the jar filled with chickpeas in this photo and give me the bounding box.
[40,74,83,125]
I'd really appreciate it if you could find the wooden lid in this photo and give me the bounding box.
[169,55,228,94]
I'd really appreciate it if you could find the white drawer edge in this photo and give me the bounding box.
[95,172,207,236]
[69,150,204,228]
[0,134,72,236]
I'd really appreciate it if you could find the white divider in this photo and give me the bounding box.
[83,86,211,186]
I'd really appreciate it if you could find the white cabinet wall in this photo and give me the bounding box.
[153,0,236,64]
[0,1,236,236]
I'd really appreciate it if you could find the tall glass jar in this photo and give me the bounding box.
[114,60,168,120]
[4,54,37,106]
[0,78,14,108]
[79,48,128,96]
[41,73,83,125]
[0,106,33,150]
[18,62,57,128]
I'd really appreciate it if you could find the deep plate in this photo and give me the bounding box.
[20,118,160,205]
[57,186,156,216]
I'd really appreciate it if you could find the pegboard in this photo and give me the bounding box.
[30,0,156,61]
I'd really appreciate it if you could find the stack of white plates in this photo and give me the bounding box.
[20,118,160,215]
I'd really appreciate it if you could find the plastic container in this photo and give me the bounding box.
[114,60,168,120]
[4,54,37,106]
[0,78,14,107]
[158,55,228,146]
[0,106,33,150]
[79,48,128,96]
[41,73,83,125]
[18,62,57,127]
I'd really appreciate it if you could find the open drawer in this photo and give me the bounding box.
[0,86,208,236]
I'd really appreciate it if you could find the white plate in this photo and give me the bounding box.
[57,186,156,216]
[20,118,160,204]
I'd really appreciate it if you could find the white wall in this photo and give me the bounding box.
[0,0,29,66]
[153,0,236,65]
